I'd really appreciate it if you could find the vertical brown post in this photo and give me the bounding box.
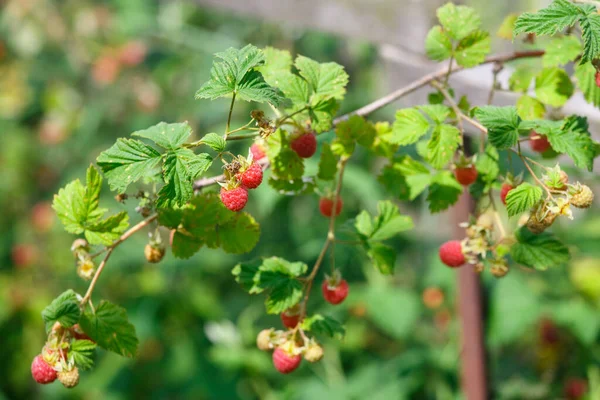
[453,189,488,400]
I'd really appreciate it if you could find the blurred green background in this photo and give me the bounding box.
[1,0,600,399]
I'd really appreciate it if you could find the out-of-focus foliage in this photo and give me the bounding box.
[1,0,599,399]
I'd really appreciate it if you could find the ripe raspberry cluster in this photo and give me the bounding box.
[219,150,265,212]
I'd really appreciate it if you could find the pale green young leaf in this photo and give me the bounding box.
[132,122,192,149]
[505,182,542,217]
[579,12,600,63]
[378,155,431,201]
[509,66,536,93]
[425,26,453,62]
[354,210,373,237]
[427,171,462,213]
[514,0,585,36]
[535,67,574,107]
[543,35,582,67]
[70,340,96,370]
[219,213,260,254]
[41,290,80,332]
[511,227,570,270]
[301,314,345,338]
[294,55,349,101]
[333,115,376,156]
[96,138,162,193]
[84,212,129,246]
[418,104,450,124]
[437,2,481,41]
[575,62,600,107]
[454,30,491,68]
[199,133,226,153]
[310,97,340,133]
[516,95,546,120]
[497,13,519,39]
[391,108,431,146]
[474,106,521,149]
[317,142,337,180]
[367,242,397,275]
[256,47,293,87]
[427,124,461,169]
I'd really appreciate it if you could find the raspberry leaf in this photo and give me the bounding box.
[294,55,349,102]
[437,3,482,41]
[79,301,139,358]
[509,66,537,93]
[301,314,345,338]
[534,67,574,107]
[317,142,337,181]
[542,36,582,67]
[454,30,491,68]
[425,26,453,62]
[427,171,462,213]
[367,242,397,275]
[511,227,570,270]
[516,95,546,121]
[474,106,522,149]
[84,212,129,246]
[578,11,600,64]
[96,138,162,193]
[156,149,212,208]
[266,129,305,179]
[219,213,260,254]
[354,201,413,242]
[505,183,543,217]
[41,290,81,332]
[257,47,293,86]
[513,0,587,36]
[70,340,96,370]
[132,122,192,150]
[199,133,226,153]
[378,155,431,201]
[333,115,376,156]
[427,124,461,169]
[390,108,431,146]
[575,62,600,107]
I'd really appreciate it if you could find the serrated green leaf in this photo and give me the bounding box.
[575,62,600,107]
[378,155,431,201]
[544,116,597,171]
[41,290,80,332]
[157,149,212,208]
[333,114,376,156]
[437,2,481,41]
[171,231,203,260]
[425,26,453,62]
[79,301,138,358]
[84,211,129,246]
[355,201,413,243]
[268,177,315,194]
[265,279,304,314]
[535,67,574,107]
[419,104,451,124]
[199,133,226,153]
[257,47,293,87]
[511,226,570,269]
[219,212,260,254]
[579,11,600,64]
[475,145,500,182]
[295,55,349,102]
[427,171,462,213]
[505,182,542,217]
[391,108,431,146]
[317,143,337,180]
[455,30,491,68]
[301,314,345,338]
[509,66,536,93]
[96,138,162,193]
[516,95,546,120]
[132,122,192,149]
[474,106,521,149]
[70,340,96,370]
[195,44,282,105]
[427,124,461,169]
[543,35,582,67]
[367,242,396,275]
[514,0,585,36]
[270,148,304,180]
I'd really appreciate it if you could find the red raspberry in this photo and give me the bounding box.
[322,279,349,305]
[119,41,147,66]
[31,355,57,384]
[500,183,514,205]
[250,143,266,161]
[564,378,587,400]
[238,163,263,189]
[290,132,317,158]
[454,166,478,186]
[220,186,248,212]
[280,309,300,328]
[439,240,465,268]
[319,197,343,217]
[529,131,551,153]
[596,71,600,88]
[272,347,301,374]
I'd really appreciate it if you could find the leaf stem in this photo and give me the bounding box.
[225,92,237,137]
[430,80,464,147]
[80,214,157,306]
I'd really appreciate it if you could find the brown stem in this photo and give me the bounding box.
[80,214,157,306]
[430,80,465,146]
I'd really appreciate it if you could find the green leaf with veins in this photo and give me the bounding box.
[516,95,546,120]
[157,149,212,208]
[367,242,397,275]
[219,213,260,254]
[427,124,461,169]
[474,106,521,149]
[96,138,162,193]
[294,55,349,102]
[427,171,462,213]
[84,212,129,245]
[535,67,574,107]
[354,200,413,242]
[334,115,376,156]
[544,116,597,171]
[79,301,138,358]
[575,62,600,107]
[301,314,345,338]
[437,3,482,40]
[454,30,491,68]
[257,47,293,87]
[41,290,80,332]
[505,183,543,217]
[514,0,588,36]
[579,11,600,64]
[509,66,536,93]
[425,26,453,62]
[391,108,431,146]
[419,104,450,124]
[475,145,500,182]
[70,340,96,370]
[511,227,570,270]
[195,44,282,105]
[132,122,192,149]
[378,155,431,201]
[318,143,338,181]
[199,133,226,153]
[543,35,582,67]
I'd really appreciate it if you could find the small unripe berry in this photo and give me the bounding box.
[256,329,273,351]
[570,184,593,208]
[57,367,79,388]
[490,260,509,278]
[144,244,165,263]
[304,342,324,363]
[250,143,266,161]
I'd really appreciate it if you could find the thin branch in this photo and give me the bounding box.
[224,92,237,137]
[226,132,261,141]
[80,214,157,306]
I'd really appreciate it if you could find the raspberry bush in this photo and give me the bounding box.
[29,0,600,390]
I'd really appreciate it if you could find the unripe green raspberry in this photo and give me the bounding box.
[256,329,274,351]
[303,342,324,363]
[57,367,79,388]
[570,184,593,208]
